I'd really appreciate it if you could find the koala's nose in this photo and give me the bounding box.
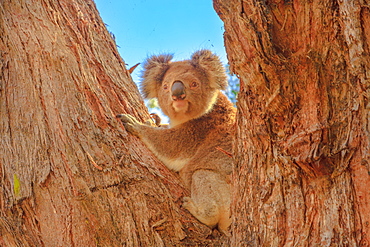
[171,81,186,100]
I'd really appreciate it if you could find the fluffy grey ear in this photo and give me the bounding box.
[190,50,228,90]
[140,54,173,98]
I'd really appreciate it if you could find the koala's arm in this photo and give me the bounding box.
[117,114,200,169]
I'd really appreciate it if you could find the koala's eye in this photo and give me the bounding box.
[163,84,168,90]
[190,82,198,89]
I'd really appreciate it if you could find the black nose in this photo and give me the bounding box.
[171,81,186,100]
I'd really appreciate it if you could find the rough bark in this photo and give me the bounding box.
[0,0,225,246]
[214,0,370,246]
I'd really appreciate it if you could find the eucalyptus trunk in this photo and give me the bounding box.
[0,0,218,246]
[214,0,370,246]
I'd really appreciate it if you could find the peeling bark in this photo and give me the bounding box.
[214,0,370,246]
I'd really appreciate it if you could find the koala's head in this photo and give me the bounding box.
[141,50,227,126]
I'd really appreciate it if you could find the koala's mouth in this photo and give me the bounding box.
[172,99,189,113]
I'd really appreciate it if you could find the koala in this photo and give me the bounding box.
[117,50,236,235]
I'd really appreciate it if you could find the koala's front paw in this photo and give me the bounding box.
[116,114,142,136]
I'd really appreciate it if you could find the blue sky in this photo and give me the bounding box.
[94,0,227,82]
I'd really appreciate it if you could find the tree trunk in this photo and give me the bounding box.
[214,0,370,246]
[0,0,222,246]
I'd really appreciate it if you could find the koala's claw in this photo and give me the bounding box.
[116,114,137,124]
[116,114,141,136]
[182,197,196,211]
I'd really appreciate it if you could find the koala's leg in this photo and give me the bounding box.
[183,170,231,235]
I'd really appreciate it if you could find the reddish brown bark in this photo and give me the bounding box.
[2,0,369,246]
[0,0,224,246]
[215,0,370,246]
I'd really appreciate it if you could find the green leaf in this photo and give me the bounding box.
[146,98,160,109]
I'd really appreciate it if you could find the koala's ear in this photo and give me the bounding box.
[140,54,173,98]
[190,50,228,90]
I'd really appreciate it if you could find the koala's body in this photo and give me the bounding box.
[118,50,236,234]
